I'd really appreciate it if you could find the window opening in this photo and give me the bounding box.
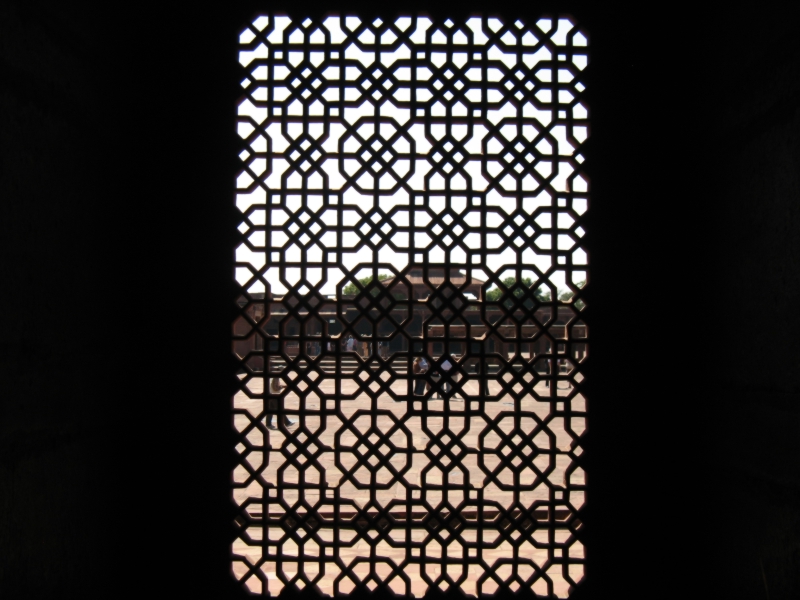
[232,13,589,597]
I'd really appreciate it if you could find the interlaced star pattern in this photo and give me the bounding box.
[233,13,589,598]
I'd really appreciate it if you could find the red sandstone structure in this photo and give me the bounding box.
[234,269,586,375]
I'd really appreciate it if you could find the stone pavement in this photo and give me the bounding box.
[232,373,586,597]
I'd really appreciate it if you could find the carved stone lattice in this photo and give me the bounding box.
[232,14,588,597]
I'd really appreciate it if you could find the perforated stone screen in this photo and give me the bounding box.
[232,13,588,597]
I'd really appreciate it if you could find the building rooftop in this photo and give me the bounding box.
[380,268,485,288]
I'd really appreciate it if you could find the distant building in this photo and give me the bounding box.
[233,269,586,372]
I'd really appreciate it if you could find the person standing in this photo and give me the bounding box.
[413,357,427,396]
[439,355,454,399]
[545,355,553,389]
[267,375,297,430]
[420,356,430,394]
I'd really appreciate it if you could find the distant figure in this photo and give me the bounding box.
[557,358,571,389]
[362,340,368,358]
[267,375,296,430]
[420,357,430,394]
[476,358,491,397]
[346,336,354,352]
[437,355,454,399]
[545,356,553,388]
[413,357,428,396]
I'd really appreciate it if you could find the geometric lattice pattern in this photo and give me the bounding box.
[232,14,588,597]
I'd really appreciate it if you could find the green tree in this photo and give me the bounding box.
[485,278,589,306]
[342,273,391,297]
[485,277,550,305]
[558,280,586,309]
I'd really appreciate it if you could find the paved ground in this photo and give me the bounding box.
[232,373,586,597]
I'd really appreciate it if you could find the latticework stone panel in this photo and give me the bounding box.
[232,13,588,597]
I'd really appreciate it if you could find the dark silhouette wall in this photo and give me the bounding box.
[0,3,111,597]
[1,1,797,599]
[701,5,800,599]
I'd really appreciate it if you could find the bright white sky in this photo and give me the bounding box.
[235,16,588,297]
